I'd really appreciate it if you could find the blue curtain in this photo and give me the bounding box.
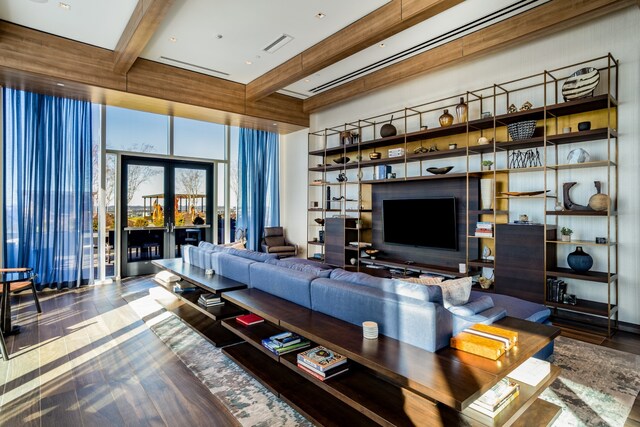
[237,129,280,251]
[3,88,93,289]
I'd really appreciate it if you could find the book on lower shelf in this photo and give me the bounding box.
[297,360,349,381]
[297,346,348,371]
[507,357,551,386]
[261,332,311,356]
[198,293,224,307]
[235,313,264,326]
[469,379,520,418]
[173,282,197,293]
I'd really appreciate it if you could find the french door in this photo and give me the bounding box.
[121,156,213,276]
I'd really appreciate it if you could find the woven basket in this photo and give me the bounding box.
[507,120,536,141]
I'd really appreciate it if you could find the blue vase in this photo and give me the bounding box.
[567,246,593,272]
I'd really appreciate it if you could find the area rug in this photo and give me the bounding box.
[541,336,640,426]
[127,286,639,427]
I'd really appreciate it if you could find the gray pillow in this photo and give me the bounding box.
[428,277,472,308]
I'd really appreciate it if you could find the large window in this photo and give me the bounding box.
[106,106,168,154]
[174,117,225,159]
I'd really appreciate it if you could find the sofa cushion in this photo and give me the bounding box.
[477,292,551,323]
[226,248,277,262]
[210,252,254,284]
[310,278,452,352]
[198,241,216,251]
[249,262,313,308]
[447,295,494,317]
[265,258,331,278]
[430,277,472,308]
[330,269,391,288]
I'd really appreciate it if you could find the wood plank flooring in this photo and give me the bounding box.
[0,279,238,427]
[1,277,639,426]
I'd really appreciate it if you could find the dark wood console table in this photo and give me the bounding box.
[222,288,562,427]
[151,258,247,346]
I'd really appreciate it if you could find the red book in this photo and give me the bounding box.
[236,313,264,326]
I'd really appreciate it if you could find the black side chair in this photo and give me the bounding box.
[261,227,297,258]
[1,267,41,361]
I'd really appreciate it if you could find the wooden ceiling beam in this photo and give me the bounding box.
[0,21,308,133]
[304,0,636,113]
[245,0,463,102]
[113,0,175,75]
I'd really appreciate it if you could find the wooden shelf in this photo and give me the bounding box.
[360,172,471,184]
[547,299,618,317]
[360,257,464,278]
[551,160,616,170]
[547,239,616,247]
[221,318,284,361]
[546,210,615,216]
[469,209,509,215]
[307,241,324,246]
[468,259,495,268]
[546,267,617,283]
[468,235,494,239]
[222,343,375,427]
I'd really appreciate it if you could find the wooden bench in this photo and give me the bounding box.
[222,287,562,427]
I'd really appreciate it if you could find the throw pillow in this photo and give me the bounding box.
[428,276,472,308]
[398,276,443,285]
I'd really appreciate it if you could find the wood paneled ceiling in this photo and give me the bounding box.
[0,0,636,132]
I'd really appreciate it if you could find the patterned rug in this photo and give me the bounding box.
[127,286,639,427]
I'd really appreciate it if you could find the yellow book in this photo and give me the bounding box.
[469,324,518,345]
[450,332,505,360]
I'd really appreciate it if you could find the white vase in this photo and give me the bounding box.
[480,179,494,210]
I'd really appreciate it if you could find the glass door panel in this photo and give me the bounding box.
[174,166,211,257]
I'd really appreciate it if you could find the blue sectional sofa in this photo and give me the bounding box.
[182,242,552,357]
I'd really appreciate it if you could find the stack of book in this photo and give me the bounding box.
[198,293,223,307]
[475,222,494,238]
[469,378,520,418]
[296,346,349,381]
[546,278,567,303]
[450,324,518,360]
[261,332,311,356]
[173,282,197,293]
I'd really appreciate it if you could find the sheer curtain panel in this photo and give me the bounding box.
[237,129,280,251]
[3,88,93,289]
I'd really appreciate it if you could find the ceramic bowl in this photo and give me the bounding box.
[426,166,454,175]
[333,156,350,164]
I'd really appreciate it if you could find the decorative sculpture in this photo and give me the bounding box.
[563,182,592,211]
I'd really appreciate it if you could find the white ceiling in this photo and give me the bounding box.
[0,0,549,100]
[0,0,138,50]
[141,0,390,84]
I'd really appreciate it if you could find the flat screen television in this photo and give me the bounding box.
[382,197,458,250]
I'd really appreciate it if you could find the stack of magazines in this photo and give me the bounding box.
[468,378,519,417]
[296,346,349,381]
[198,293,223,307]
[261,332,310,356]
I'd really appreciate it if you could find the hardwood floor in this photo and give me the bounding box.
[0,280,238,427]
[2,278,640,426]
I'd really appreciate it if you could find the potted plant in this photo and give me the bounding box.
[482,160,493,171]
[560,227,573,242]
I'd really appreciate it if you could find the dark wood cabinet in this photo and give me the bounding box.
[324,218,357,268]
[495,224,556,303]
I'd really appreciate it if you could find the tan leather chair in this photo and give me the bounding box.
[261,227,297,258]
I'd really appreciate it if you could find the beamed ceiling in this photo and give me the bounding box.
[0,0,636,133]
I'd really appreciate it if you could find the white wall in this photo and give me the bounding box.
[281,7,640,325]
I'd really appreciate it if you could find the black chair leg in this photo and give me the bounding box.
[30,280,42,314]
[0,294,8,361]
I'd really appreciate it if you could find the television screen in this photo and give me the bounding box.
[382,198,457,250]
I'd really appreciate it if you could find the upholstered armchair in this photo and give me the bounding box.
[261,227,297,258]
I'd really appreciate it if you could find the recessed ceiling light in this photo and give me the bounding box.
[304,79,310,82]
[315,12,326,19]
[56,83,65,87]
[379,43,386,48]
[245,60,252,65]
[58,2,70,10]
[215,34,223,39]
[169,36,177,43]
[272,123,277,126]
